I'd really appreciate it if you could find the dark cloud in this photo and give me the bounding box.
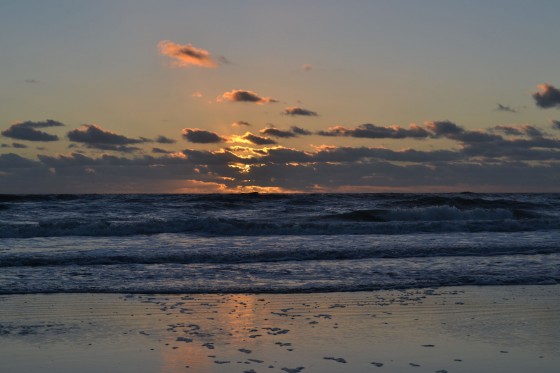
[1,119,64,142]
[552,120,560,130]
[260,126,313,138]
[319,123,430,139]
[182,128,225,144]
[12,142,28,149]
[291,126,312,135]
[492,124,544,138]
[0,153,39,169]
[495,103,517,113]
[67,125,147,150]
[155,135,176,144]
[532,84,560,109]
[218,90,278,104]
[283,106,318,116]
[24,79,38,84]
[157,40,218,68]
[426,120,501,143]
[260,127,297,138]
[152,147,173,154]
[242,133,277,145]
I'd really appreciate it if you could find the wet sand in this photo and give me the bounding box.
[0,286,559,373]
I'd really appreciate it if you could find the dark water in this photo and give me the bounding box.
[0,193,559,293]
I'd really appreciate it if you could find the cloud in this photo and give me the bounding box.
[283,106,318,116]
[155,135,176,144]
[552,120,560,130]
[260,127,297,138]
[242,133,277,145]
[426,120,500,143]
[496,103,517,113]
[218,90,278,104]
[152,147,173,154]
[302,64,313,71]
[291,126,312,135]
[192,92,204,98]
[319,123,430,139]
[67,125,148,150]
[157,40,218,68]
[492,124,544,138]
[182,128,225,144]
[259,126,313,138]
[232,120,251,127]
[12,142,28,149]
[1,119,64,141]
[532,84,560,109]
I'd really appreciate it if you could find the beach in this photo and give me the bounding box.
[1,285,558,373]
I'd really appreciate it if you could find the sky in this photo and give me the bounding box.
[1,0,560,193]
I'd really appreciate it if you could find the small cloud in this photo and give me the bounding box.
[532,84,560,109]
[302,64,313,71]
[218,89,278,104]
[152,147,173,154]
[232,120,251,127]
[12,142,27,149]
[217,56,232,65]
[192,92,204,98]
[1,119,64,141]
[260,127,297,138]
[155,135,176,144]
[552,120,560,130]
[495,103,517,113]
[291,126,312,135]
[157,40,218,68]
[283,106,318,117]
[241,132,277,145]
[182,128,225,143]
[259,125,313,138]
[24,79,38,84]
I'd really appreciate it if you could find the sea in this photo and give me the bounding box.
[0,193,559,294]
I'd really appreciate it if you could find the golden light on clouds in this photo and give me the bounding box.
[157,40,218,68]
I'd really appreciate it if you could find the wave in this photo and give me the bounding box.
[323,205,541,222]
[0,211,558,238]
[1,236,558,267]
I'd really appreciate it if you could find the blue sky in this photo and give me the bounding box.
[1,1,560,192]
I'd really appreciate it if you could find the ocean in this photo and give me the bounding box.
[0,193,559,294]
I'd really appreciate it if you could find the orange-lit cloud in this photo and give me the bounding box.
[157,40,218,68]
[218,90,278,104]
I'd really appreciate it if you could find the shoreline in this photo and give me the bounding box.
[1,285,559,372]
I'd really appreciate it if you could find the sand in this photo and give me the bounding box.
[0,286,559,373]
